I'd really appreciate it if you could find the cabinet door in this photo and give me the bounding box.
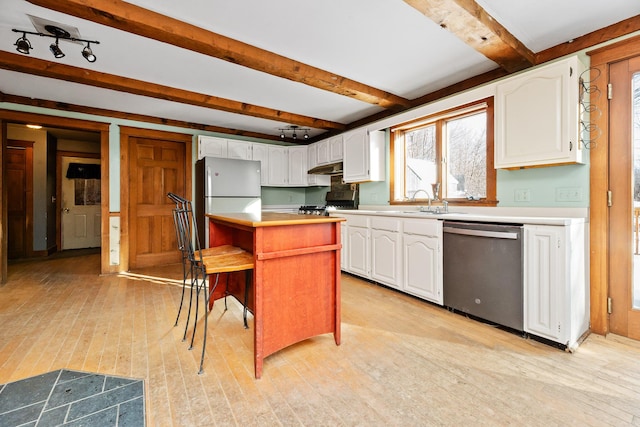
[267,145,288,186]
[343,129,385,183]
[371,229,402,289]
[347,226,369,277]
[524,225,564,341]
[288,146,308,187]
[198,136,227,159]
[316,139,330,165]
[495,57,582,168]
[252,144,269,186]
[403,234,442,305]
[227,140,252,160]
[329,135,343,162]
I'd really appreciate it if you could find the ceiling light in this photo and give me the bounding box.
[278,125,311,142]
[49,38,65,58]
[14,32,32,54]
[82,42,96,62]
[26,124,42,129]
[11,27,100,62]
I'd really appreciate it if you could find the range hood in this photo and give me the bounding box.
[308,161,343,175]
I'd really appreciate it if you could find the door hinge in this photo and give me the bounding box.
[607,190,612,207]
[608,83,613,100]
[607,297,612,314]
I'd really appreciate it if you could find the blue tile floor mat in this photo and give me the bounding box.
[0,369,145,426]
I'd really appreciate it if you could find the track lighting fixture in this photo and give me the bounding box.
[14,32,32,54]
[12,27,100,63]
[279,125,310,141]
[82,42,96,63]
[49,38,64,58]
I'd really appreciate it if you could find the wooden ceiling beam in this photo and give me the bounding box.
[0,51,344,132]
[403,0,535,72]
[0,92,291,142]
[26,0,412,110]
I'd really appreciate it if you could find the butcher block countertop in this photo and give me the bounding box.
[206,212,345,227]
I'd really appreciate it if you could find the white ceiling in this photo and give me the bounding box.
[1,0,639,141]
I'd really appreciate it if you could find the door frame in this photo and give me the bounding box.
[0,110,110,281]
[588,35,640,335]
[119,126,192,272]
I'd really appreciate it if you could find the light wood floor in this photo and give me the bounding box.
[2,253,640,426]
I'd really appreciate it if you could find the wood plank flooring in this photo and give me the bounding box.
[1,253,640,426]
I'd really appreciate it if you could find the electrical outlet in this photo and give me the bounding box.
[514,189,531,202]
[556,187,582,202]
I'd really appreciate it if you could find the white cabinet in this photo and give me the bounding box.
[287,146,309,187]
[307,143,330,186]
[340,221,347,271]
[197,136,227,159]
[252,144,269,186]
[316,139,330,165]
[343,129,385,183]
[370,217,402,290]
[329,135,343,162]
[402,220,443,305]
[267,145,288,186]
[227,140,252,160]
[495,56,584,169]
[346,215,370,277]
[524,223,589,349]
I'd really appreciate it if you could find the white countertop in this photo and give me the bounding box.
[330,208,588,226]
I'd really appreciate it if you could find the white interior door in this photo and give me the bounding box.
[61,157,101,250]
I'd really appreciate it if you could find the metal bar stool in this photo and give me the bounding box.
[167,192,254,374]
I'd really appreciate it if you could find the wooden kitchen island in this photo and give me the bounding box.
[206,212,344,378]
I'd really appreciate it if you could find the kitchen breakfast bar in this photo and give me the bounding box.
[206,212,345,378]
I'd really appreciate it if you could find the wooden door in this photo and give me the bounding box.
[6,141,33,259]
[609,56,640,339]
[61,156,101,250]
[128,136,186,269]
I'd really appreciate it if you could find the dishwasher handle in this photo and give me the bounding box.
[443,226,520,240]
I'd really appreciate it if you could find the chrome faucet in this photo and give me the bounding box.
[410,189,432,211]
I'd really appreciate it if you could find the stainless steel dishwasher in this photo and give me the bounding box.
[442,221,524,331]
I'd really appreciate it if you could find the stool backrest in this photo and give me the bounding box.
[167,192,205,265]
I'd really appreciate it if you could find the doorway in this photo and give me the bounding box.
[609,56,640,339]
[589,35,640,339]
[59,154,101,250]
[6,140,33,259]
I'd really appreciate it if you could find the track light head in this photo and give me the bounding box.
[82,43,96,62]
[49,38,65,59]
[14,33,32,54]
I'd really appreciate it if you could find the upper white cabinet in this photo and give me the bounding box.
[287,146,308,187]
[316,139,330,165]
[251,143,269,186]
[524,223,589,350]
[495,56,585,169]
[343,129,385,183]
[198,136,228,159]
[328,135,343,162]
[227,140,253,160]
[306,143,330,186]
[267,145,289,186]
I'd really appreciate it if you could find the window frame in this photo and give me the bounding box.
[390,97,497,206]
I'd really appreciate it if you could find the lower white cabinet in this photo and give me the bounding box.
[402,220,443,305]
[370,217,402,290]
[347,218,369,277]
[524,223,589,349]
[340,221,347,270]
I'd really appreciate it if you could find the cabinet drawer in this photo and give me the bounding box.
[403,219,441,237]
[371,217,401,232]
[346,215,370,228]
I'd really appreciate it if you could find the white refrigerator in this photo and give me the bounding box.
[195,157,262,246]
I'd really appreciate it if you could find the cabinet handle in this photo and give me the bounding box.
[569,141,573,151]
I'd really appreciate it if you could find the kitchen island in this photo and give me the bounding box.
[206,212,345,378]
